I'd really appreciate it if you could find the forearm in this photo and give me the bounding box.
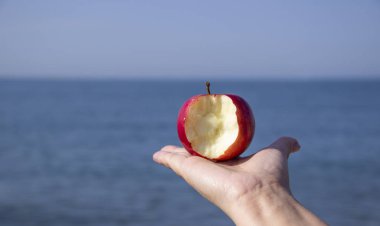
[225,185,327,226]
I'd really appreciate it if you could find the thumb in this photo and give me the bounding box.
[267,136,301,158]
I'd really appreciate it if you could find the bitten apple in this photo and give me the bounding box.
[177,82,255,161]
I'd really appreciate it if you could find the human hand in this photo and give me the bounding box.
[153,137,327,226]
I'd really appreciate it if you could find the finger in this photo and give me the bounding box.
[159,145,181,152]
[160,145,191,157]
[266,136,301,158]
[153,146,190,176]
[153,145,188,163]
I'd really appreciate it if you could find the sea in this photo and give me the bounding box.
[0,79,379,226]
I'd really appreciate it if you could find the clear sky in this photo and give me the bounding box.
[0,0,379,79]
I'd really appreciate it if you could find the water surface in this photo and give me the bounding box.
[0,80,379,225]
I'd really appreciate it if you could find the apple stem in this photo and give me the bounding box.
[206,81,211,95]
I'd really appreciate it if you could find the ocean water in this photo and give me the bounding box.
[0,80,379,226]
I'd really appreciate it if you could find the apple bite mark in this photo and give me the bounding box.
[184,95,239,159]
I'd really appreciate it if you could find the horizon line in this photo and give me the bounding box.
[1,76,380,82]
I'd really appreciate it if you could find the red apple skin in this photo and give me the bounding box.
[177,94,255,161]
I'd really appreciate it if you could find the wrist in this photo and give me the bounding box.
[225,183,326,226]
[227,183,292,226]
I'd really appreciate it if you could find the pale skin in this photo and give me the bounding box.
[153,137,328,226]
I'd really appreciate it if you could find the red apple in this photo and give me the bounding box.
[177,82,255,161]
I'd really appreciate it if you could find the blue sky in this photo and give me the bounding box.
[0,0,379,79]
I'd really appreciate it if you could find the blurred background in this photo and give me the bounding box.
[0,1,380,225]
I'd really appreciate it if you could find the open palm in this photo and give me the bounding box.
[153,137,300,216]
